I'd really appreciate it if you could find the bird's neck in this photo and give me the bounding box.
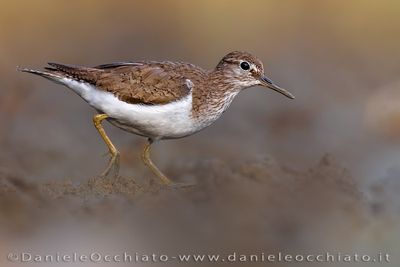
[191,69,241,122]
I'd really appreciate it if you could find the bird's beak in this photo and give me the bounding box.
[260,75,295,99]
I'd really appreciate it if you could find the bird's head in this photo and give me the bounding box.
[215,51,294,99]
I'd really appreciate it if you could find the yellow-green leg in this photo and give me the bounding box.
[93,114,120,178]
[142,139,172,185]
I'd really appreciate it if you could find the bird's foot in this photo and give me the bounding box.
[99,152,120,179]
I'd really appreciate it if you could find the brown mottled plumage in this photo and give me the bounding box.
[45,61,205,105]
[40,51,293,117]
[18,51,294,185]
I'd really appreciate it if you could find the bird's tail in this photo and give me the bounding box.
[18,63,99,85]
[17,67,65,84]
[17,64,99,98]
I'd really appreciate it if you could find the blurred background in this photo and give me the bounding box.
[1,0,400,266]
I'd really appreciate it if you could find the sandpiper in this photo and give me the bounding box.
[19,51,294,185]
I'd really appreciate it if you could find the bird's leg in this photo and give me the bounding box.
[93,114,120,178]
[142,139,172,185]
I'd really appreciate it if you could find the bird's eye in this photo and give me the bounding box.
[240,61,250,71]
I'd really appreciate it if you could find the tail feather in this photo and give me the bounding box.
[47,62,97,83]
[18,62,99,84]
[44,67,58,71]
[17,66,94,97]
[47,62,83,73]
[17,67,64,82]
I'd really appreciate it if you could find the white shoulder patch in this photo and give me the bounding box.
[185,79,194,90]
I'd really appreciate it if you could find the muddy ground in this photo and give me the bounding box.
[0,154,398,266]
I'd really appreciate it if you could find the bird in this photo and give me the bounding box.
[18,51,294,186]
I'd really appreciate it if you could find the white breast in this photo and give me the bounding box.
[61,78,199,140]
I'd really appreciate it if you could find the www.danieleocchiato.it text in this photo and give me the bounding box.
[7,251,390,264]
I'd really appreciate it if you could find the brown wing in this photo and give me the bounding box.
[46,62,193,105]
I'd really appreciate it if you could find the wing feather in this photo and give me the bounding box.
[45,62,194,105]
